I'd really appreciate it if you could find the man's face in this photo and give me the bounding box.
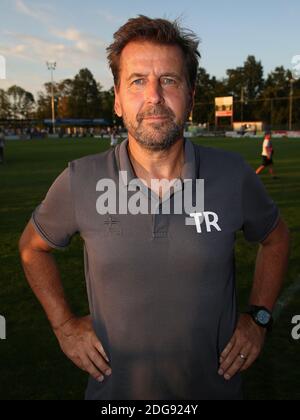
[114,41,194,151]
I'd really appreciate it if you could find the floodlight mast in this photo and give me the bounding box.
[289,78,294,131]
[46,61,57,134]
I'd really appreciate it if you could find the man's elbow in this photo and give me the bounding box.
[19,221,53,264]
[19,223,39,265]
[19,230,32,266]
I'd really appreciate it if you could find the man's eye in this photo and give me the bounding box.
[161,78,176,85]
[132,79,145,86]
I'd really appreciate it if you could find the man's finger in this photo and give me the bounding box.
[222,344,252,380]
[223,357,246,381]
[218,344,241,377]
[94,340,110,363]
[88,349,112,377]
[81,356,105,382]
[220,337,236,362]
[220,341,252,379]
[240,348,260,372]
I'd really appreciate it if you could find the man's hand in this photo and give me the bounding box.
[19,223,112,383]
[54,315,112,382]
[218,314,266,381]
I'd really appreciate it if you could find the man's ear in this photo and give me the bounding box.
[114,85,122,117]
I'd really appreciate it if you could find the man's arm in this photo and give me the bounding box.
[19,221,112,382]
[218,217,290,380]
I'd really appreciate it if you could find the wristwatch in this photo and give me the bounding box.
[245,305,273,331]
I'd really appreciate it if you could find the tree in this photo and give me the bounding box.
[293,78,300,130]
[57,79,73,118]
[36,78,74,120]
[193,67,224,124]
[226,67,245,99]
[68,68,102,118]
[36,82,58,120]
[36,73,114,122]
[226,56,264,121]
[243,55,264,101]
[260,66,293,128]
[101,86,116,123]
[7,85,35,119]
[0,89,11,118]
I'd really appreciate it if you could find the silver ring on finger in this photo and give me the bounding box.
[239,353,248,361]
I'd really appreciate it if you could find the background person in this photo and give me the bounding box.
[256,133,278,179]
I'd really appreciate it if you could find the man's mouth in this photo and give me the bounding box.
[142,115,170,121]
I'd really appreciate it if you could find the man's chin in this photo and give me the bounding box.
[126,121,183,151]
[134,134,181,151]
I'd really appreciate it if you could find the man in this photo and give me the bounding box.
[0,128,5,163]
[19,16,290,400]
[256,133,278,179]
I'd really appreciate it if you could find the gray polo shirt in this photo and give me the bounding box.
[31,139,279,400]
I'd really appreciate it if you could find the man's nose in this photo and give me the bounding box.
[144,80,164,104]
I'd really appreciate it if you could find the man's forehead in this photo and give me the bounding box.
[119,41,185,74]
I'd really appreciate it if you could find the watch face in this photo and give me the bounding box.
[257,310,271,325]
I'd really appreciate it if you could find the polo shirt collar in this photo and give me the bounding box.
[118,138,197,187]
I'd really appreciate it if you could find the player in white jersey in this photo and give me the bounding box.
[256,133,278,179]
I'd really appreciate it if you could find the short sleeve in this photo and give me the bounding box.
[241,161,280,243]
[31,166,78,249]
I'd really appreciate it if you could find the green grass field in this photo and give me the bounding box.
[0,137,299,400]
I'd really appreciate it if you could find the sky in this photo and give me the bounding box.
[0,0,299,98]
